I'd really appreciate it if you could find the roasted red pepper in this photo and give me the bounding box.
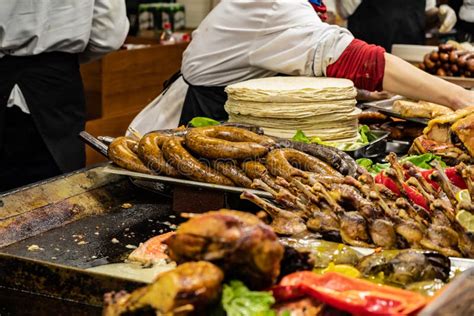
[375,173,400,195]
[273,272,427,316]
[402,184,429,210]
[420,168,467,190]
[375,172,429,210]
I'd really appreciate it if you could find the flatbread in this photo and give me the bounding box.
[227,108,361,141]
[225,98,357,118]
[225,77,357,103]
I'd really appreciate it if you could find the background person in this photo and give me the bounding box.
[336,0,457,52]
[130,0,473,135]
[0,1,129,192]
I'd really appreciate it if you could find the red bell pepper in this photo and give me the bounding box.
[375,173,401,195]
[420,168,467,190]
[375,172,429,210]
[402,184,429,211]
[273,272,427,316]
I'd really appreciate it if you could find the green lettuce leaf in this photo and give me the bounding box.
[400,153,447,170]
[291,125,378,151]
[292,130,311,143]
[222,280,276,316]
[189,117,220,127]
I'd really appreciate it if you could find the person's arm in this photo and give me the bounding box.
[383,53,473,110]
[80,0,129,63]
[327,39,473,110]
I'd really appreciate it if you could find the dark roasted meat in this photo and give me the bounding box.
[103,261,223,316]
[165,209,285,289]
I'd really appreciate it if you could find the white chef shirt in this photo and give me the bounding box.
[130,0,354,134]
[0,0,129,114]
[460,0,474,23]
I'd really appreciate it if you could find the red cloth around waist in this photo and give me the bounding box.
[326,39,386,91]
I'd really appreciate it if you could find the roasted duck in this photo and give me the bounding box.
[103,261,224,316]
[411,107,474,164]
[165,209,285,289]
[241,152,474,258]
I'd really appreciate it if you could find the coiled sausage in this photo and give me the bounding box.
[212,160,253,188]
[185,126,275,159]
[137,132,181,177]
[108,137,151,174]
[162,137,234,186]
[266,149,341,181]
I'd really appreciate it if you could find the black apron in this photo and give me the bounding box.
[348,0,426,52]
[177,75,229,126]
[0,52,86,175]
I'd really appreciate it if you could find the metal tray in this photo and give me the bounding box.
[102,164,272,199]
[345,130,390,159]
[362,96,430,125]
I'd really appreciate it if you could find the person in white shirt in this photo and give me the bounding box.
[450,0,474,42]
[0,0,129,192]
[335,0,457,52]
[130,0,473,135]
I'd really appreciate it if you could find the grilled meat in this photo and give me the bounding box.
[393,100,452,119]
[357,250,450,287]
[165,209,285,289]
[452,113,474,157]
[103,261,223,316]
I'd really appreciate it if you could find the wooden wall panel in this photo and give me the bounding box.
[80,41,188,165]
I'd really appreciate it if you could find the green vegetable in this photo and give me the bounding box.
[356,158,373,170]
[359,125,377,144]
[189,117,220,127]
[357,154,447,175]
[400,153,446,170]
[222,280,276,316]
[291,125,379,151]
[292,130,311,143]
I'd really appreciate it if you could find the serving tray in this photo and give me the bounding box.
[362,96,430,125]
[102,164,272,199]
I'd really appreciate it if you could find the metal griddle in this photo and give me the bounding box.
[0,164,251,311]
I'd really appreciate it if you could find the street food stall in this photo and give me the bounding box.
[1,72,474,315]
[2,1,474,315]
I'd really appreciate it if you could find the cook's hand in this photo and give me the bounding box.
[438,5,457,34]
[356,90,393,102]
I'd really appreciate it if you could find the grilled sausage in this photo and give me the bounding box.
[458,52,474,68]
[185,126,275,159]
[449,51,458,64]
[137,132,181,177]
[430,51,439,62]
[424,53,436,70]
[212,160,253,188]
[108,137,151,174]
[241,161,270,179]
[276,139,360,177]
[266,149,341,181]
[467,58,474,73]
[436,68,447,77]
[438,43,454,53]
[439,52,449,63]
[162,137,234,186]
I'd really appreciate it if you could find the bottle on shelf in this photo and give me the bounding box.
[160,22,176,45]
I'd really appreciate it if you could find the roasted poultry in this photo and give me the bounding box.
[240,152,474,258]
[410,107,474,164]
[103,261,224,316]
[165,209,285,289]
[393,100,453,119]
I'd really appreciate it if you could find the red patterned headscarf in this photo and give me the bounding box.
[308,0,327,21]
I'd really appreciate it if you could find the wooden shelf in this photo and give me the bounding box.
[81,41,189,165]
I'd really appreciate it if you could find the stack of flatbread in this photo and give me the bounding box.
[224,77,360,141]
